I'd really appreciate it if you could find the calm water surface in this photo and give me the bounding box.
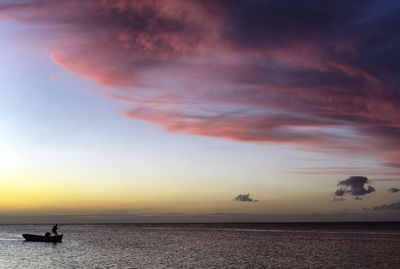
[0,223,399,268]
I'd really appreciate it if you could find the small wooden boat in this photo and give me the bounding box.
[22,234,63,242]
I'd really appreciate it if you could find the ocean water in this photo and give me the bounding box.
[0,223,399,268]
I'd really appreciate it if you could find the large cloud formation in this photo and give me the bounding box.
[334,176,375,200]
[1,0,400,171]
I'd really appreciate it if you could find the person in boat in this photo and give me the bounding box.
[45,232,51,237]
[52,224,58,235]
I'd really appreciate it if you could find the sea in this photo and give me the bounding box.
[0,222,399,268]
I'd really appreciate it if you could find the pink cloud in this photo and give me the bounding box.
[1,0,400,172]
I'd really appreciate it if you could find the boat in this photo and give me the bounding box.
[22,234,63,242]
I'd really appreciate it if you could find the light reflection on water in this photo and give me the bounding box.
[0,223,399,268]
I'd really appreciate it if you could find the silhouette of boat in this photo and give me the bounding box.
[22,234,63,242]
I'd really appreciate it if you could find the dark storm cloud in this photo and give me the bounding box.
[1,0,400,171]
[334,176,375,199]
[372,202,400,211]
[234,193,259,202]
[388,187,400,193]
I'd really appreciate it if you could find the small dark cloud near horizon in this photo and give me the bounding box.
[388,187,400,193]
[333,176,375,200]
[372,201,400,211]
[234,193,259,202]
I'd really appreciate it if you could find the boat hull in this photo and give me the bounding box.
[22,234,63,242]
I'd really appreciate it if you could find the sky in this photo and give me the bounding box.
[0,0,399,223]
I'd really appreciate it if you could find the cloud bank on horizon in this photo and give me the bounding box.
[1,0,400,171]
[372,201,400,211]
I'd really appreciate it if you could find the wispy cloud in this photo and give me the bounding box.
[372,202,400,211]
[370,178,400,182]
[288,167,399,176]
[1,0,400,170]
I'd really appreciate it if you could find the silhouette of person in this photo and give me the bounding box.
[52,224,58,235]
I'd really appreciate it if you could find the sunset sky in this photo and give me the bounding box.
[1,0,399,223]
